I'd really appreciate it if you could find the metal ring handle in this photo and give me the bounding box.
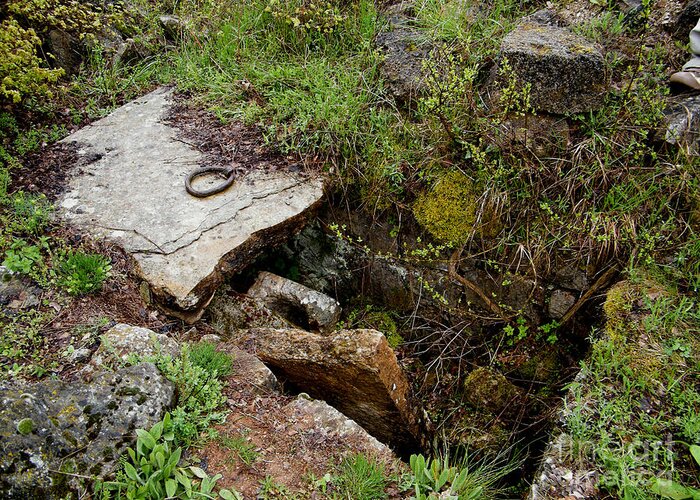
[185,166,235,198]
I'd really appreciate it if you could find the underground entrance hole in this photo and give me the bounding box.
[217,222,610,494]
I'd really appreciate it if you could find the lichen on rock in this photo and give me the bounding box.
[0,363,175,498]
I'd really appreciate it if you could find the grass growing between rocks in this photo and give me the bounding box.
[562,269,700,498]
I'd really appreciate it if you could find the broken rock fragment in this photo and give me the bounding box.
[238,328,419,452]
[207,285,290,336]
[285,396,391,456]
[247,271,341,332]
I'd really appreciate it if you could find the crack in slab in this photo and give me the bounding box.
[90,224,166,253]
[135,177,310,256]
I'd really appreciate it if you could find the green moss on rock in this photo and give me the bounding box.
[463,366,519,414]
[16,418,34,435]
[413,170,477,245]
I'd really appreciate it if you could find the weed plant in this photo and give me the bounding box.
[56,250,111,296]
[333,453,388,499]
[95,413,241,499]
[188,341,233,377]
[402,451,518,499]
[218,433,259,467]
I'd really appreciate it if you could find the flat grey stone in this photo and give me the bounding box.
[82,324,180,378]
[58,88,324,318]
[286,396,389,455]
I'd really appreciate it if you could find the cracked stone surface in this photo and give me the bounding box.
[57,88,325,319]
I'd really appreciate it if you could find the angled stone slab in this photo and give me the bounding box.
[58,88,324,320]
[238,327,421,453]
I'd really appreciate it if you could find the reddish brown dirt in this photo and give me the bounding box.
[199,367,405,499]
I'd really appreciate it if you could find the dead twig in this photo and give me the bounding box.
[448,246,511,323]
[559,265,619,326]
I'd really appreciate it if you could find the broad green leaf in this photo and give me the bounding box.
[165,479,177,497]
[219,489,240,500]
[155,450,165,469]
[124,463,140,482]
[136,429,157,450]
[151,421,163,441]
[690,445,700,467]
[651,478,692,500]
[190,466,208,479]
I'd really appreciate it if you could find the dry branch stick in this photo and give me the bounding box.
[448,246,510,322]
[559,265,619,326]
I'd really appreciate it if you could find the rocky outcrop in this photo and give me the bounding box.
[375,28,432,105]
[58,88,325,322]
[82,323,180,378]
[238,328,419,451]
[247,271,341,332]
[496,24,606,114]
[0,363,174,498]
[99,323,180,361]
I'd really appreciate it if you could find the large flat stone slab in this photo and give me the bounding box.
[58,88,324,318]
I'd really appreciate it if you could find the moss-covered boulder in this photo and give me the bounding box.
[0,363,175,498]
[463,366,520,414]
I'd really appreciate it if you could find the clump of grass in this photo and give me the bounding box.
[189,341,233,377]
[56,250,111,296]
[219,433,259,467]
[333,453,388,500]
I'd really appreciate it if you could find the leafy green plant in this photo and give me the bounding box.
[95,413,241,499]
[153,345,230,447]
[651,445,700,500]
[565,278,700,498]
[5,191,53,235]
[56,251,111,295]
[2,239,43,274]
[404,452,514,499]
[13,124,67,155]
[502,316,529,346]
[332,453,388,499]
[0,308,55,377]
